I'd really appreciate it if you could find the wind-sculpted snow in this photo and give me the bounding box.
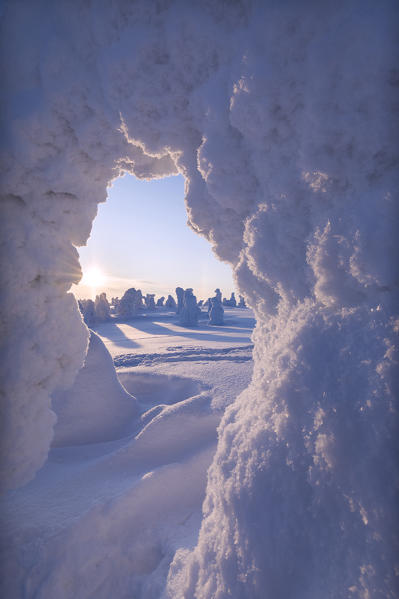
[51,331,138,446]
[114,344,254,368]
[168,306,399,598]
[1,0,398,596]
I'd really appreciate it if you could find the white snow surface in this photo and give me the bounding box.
[1,1,398,597]
[0,308,254,598]
[51,330,139,446]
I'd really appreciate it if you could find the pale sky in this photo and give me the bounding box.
[71,174,236,302]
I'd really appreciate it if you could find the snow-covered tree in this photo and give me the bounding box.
[209,296,224,325]
[176,287,184,314]
[2,1,397,596]
[165,294,177,309]
[117,288,143,319]
[79,299,95,327]
[144,293,156,311]
[94,292,111,321]
[179,288,198,327]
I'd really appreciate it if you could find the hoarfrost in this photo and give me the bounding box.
[1,0,398,596]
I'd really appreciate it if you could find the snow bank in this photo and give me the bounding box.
[168,306,398,598]
[52,331,138,446]
[1,0,398,596]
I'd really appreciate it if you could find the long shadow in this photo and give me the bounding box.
[92,321,141,349]
[122,317,253,345]
[224,316,256,329]
[198,311,256,329]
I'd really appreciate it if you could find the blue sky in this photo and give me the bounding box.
[71,174,235,301]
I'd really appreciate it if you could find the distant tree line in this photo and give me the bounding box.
[78,286,246,327]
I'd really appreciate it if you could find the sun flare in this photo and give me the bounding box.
[81,266,107,289]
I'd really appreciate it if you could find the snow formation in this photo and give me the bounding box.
[51,330,138,447]
[209,297,224,326]
[117,288,144,318]
[1,0,398,596]
[179,289,199,327]
[94,292,111,322]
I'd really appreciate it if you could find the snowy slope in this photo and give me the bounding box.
[0,308,254,599]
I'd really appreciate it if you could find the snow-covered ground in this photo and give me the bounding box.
[0,308,254,599]
[100,308,254,412]
[2,1,397,595]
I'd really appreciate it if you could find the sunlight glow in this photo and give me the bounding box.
[81,266,107,290]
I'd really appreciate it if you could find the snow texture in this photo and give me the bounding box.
[117,288,144,318]
[1,0,398,596]
[179,289,199,327]
[165,294,177,309]
[94,292,111,322]
[208,297,224,325]
[0,312,251,599]
[51,330,138,446]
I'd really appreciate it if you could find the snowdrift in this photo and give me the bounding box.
[51,330,138,446]
[1,0,398,597]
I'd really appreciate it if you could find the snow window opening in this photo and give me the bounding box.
[1,2,397,597]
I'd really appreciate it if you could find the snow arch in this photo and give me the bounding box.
[1,1,398,596]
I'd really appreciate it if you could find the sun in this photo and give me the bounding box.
[81,266,107,289]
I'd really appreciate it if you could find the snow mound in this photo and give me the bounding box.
[0,371,219,599]
[118,372,207,409]
[132,393,219,464]
[51,331,138,446]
